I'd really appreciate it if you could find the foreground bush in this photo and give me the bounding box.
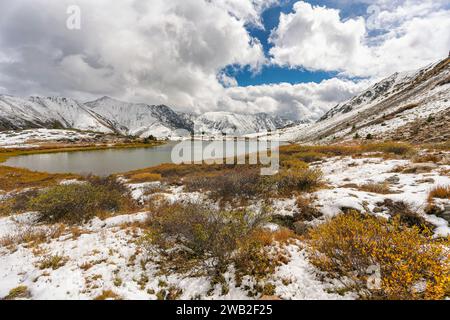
[184,166,270,201]
[29,177,136,224]
[306,212,450,300]
[144,202,271,273]
[234,228,295,293]
[272,168,323,195]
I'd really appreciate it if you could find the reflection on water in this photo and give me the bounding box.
[4,140,285,176]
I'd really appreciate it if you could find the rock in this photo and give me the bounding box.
[402,163,438,174]
[416,178,435,184]
[441,204,450,222]
[385,175,400,184]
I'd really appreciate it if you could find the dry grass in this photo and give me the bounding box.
[412,153,442,163]
[0,228,48,250]
[0,140,163,164]
[291,151,326,163]
[3,285,30,300]
[184,166,269,201]
[428,185,450,202]
[94,290,121,300]
[358,183,393,194]
[422,141,450,151]
[279,142,415,160]
[361,142,415,156]
[37,254,68,270]
[128,173,162,183]
[0,166,79,192]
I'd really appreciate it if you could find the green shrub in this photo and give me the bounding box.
[29,177,135,224]
[272,168,323,195]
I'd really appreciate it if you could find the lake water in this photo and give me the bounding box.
[4,140,284,176]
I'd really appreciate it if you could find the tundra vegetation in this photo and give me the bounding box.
[1,140,449,300]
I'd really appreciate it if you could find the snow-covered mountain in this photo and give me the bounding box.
[193,111,294,136]
[276,57,450,143]
[0,95,294,138]
[84,97,194,138]
[0,95,114,133]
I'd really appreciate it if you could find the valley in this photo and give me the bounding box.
[0,58,449,301]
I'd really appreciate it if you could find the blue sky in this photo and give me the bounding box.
[224,0,370,87]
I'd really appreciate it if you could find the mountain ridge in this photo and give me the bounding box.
[275,57,450,143]
[0,95,295,138]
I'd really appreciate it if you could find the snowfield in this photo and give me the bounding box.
[0,154,449,300]
[0,129,102,148]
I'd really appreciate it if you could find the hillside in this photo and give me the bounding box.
[278,57,450,143]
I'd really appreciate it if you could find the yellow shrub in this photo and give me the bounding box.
[306,212,450,300]
[234,228,293,293]
[280,158,309,170]
[362,142,415,156]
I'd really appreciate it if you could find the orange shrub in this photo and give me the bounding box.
[428,185,450,201]
[129,173,162,183]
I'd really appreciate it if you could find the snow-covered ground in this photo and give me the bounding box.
[0,154,449,300]
[0,129,101,148]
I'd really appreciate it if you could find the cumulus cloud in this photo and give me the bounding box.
[209,0,279,28]
[0,0,447,122]
[269,1,450,77]
[220,78,371,121]
[0,0,266,112]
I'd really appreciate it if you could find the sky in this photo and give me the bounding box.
[0,0,449,121]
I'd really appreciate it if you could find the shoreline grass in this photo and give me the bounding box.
[0,140,165,164]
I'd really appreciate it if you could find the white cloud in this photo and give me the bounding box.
[269,1,450,78]
[209,0,279,28]
[0,0,266,113]
[1,0,446,122]
[221,78,371,121]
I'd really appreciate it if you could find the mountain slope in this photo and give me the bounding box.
[0,95,294,138]
[85,97,194,138]
[0,95,114,133]
[279,57,450,143]
[193,111,293,135]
